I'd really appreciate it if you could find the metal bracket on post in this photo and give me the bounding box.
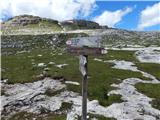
[79,55,88,120]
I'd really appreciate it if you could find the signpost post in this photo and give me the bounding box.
[66,36,106,120]
[79,55,88,120]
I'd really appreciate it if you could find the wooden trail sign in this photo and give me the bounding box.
[66,36,106,120]
[66,36,106,55]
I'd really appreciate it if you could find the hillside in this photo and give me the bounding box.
[1,15,160,47]
[1,15,160,120]
[87,29,160,47]
[1,15,105,35]
[1,15,63,35]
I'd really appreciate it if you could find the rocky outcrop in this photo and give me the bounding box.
[1,77,160,120]
[60,20,103,30]
[8,15,42,26]
[2,15,59,27]
[86,29,160,47]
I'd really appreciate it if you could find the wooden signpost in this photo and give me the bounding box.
[66,36,106,120]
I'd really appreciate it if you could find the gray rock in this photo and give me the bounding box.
[60,20,103,30]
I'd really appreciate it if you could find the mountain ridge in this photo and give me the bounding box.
[1,15,108,33]
[1,15,160,47]
[1,15,160,34]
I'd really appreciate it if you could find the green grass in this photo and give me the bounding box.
[26,20,62,31]
[45,88,66,97]
[2,112,66,120]
[152,99,160,110]
[135,83,160,110]
[101,50,138,62]
[88,114,116,120]
[1,48,77,83]
[2,48,148,107]
[136,63,160,80]
[59,102,73,112]
[98,94,122,107]
[135,83,160,99]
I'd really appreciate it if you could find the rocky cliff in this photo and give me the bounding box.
[60,19,105,30]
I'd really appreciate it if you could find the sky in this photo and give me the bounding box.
[0,0,160,31]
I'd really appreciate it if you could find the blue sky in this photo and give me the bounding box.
[89,1,160,31]
[0,0,160,31]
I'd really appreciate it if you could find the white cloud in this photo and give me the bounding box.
[0,0,96,21]
[138,2,160,30]
[93,7,133,27]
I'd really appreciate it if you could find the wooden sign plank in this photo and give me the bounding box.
[66,36,102,48]
[66,36,107,55]
[67,46,105,55]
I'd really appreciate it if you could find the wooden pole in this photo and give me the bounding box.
[79,55,88,120]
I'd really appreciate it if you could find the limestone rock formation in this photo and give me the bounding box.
[60,20,103,30]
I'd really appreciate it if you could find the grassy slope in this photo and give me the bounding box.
[103,50,138,62]
[2,33,160,119]
[136,63,160,80]
[2,49,148,106]
[2,20,62,35]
